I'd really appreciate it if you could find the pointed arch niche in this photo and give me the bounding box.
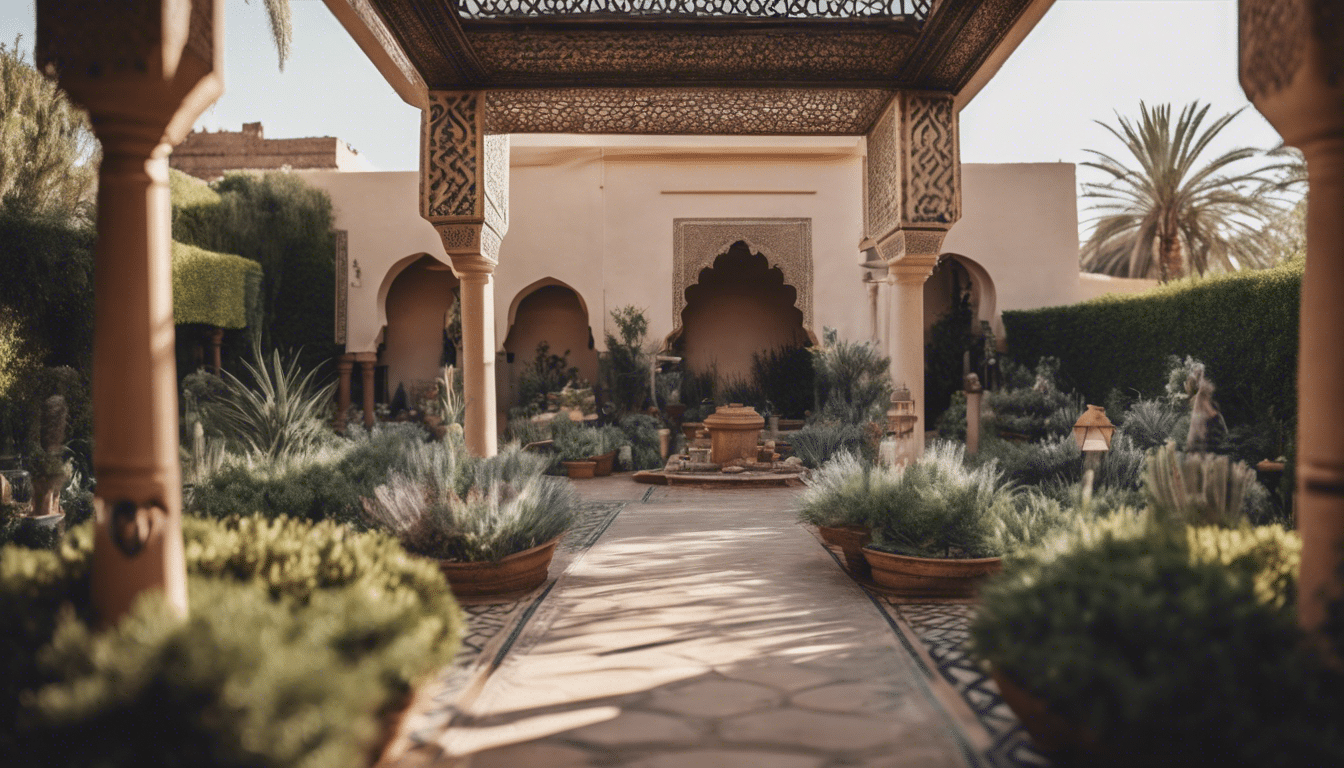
[673,233,813,383]
[503,279,598,410]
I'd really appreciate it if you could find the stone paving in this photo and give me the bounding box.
[382,476,1039,768]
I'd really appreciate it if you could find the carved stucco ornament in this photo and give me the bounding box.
[673,218,813,334]
[1239,0,1309,101]
[420,91,509,263]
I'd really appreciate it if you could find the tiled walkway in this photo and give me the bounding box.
[386,477,1042,768]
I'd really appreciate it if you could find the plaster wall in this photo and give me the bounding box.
[941,162,1081,337]
[1077,272,1160,301]
[382,256,457,399]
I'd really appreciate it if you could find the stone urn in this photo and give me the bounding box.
[703,404,765,465]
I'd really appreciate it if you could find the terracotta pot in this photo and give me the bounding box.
[665,403,687,423]
[438,537,560,597]
[860,547,1001,598]
[817,524,872,577]
[703,404,765,465]
[989,667,1098,756]
[681,422,705,441]
[590,451,616,476]
[563,460,597,479]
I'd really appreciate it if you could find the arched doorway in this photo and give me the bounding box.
[503,281,598,411]
[923,253,998,422]
[380,255,458,409]
[676,242,810,385]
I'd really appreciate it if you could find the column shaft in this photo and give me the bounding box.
[361,360,376,430]
[889,270,930,455]
[456,266,499,456]
[335,356,353,432]
[1296,134,1344,631]
[89,134,187,624]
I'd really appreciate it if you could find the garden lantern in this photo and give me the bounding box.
[882,385,920,468]
[1073,404,1115,470]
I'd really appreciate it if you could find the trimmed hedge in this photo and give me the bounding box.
[0,516,461,768]
[1002,260,1302,426]
[171,241,264,329]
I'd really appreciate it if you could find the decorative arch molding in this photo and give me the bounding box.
[672,218,813,336]
[375,252,454,331]
[940,252,997,328]
[505,276,593,333]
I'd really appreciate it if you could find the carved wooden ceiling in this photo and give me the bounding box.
[364,0,1038,133]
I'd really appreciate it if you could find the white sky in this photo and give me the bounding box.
[1,0,1289,235]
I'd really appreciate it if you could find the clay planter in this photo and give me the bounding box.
[989,667,1098,757]
[665,403,687,423]
[703,404,765,465]
[437,538,560,597]
[16,513,64,539]
[681,422,705,441]
[563,460,597,479]
[817,524,872,577]
[590,451,616,477]
[860,547,1002,598]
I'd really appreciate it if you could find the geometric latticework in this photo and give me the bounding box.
[459,0,930,19]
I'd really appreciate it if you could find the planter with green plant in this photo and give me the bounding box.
[552,420,606,479]
[857,442,1077,597]
[796,452,885,576]
[362,443,579,596]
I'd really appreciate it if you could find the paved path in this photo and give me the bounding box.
[411,478,987,768]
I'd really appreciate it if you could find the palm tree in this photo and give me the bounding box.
[1080,102,1289,281]
[248,0,293,69]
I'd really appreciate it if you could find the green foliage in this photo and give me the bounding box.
[789,422,866,469]
[1142,442,1269,527]
[969,518,1340,766]
[600,306,650,415]
[171,172,338,371]
[362,442,578,562]
[1,516,460,768]
[551,418,606,462]
[973,432,1145,496]
[0,208,94,374]
[924,280,979,423]
[618,414,664,471]
[750,345,815,419]
[518,341,580,414]
[170,241,264,330]
[1118,398,1183,449]
[795,451,892,528]
[0,39,98,220]
[1002,259,1300,428]
[0,306,38,403]
[188,424,429,526]
[811,327,891,426]
[204,344,335,461]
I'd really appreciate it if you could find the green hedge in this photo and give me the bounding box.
[0,516,461,768]
[1002,260,1302,426]
[171,241,263,329]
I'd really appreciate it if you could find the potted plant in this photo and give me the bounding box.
[969,513,1325,765]
[22,394,69,536]
[795,451,884,576]
[552,421,604,479]
[591,425,627,476]
[859,442,1075,598]
[362,443,579,597]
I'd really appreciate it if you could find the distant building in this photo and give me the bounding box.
[170,122,374,181]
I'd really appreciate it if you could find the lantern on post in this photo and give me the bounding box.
[1073,405,1115,471]
[880,384,920,468]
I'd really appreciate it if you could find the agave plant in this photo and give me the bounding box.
[206,343,335,461]
[1142,442,1265,527]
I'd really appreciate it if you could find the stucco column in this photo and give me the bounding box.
[419,91,508,456]
[1239,0,1344,634]
[888,256,939,455]
[335,354,354,431]
[358,354,377,430]
[865,274,881,342]
[453,256,499,457]
[37,0,223,625]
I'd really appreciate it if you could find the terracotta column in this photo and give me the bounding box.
[358,354,377,430]
[419,91,508,456]
[864,92,960,457]
[37,0,223,624]
[209,327,224,374]
[1240,0,1344,634]
[454,256,499,456]
[888,255,939,455]
[335,354,354,431]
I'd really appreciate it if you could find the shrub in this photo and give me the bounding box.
[972,432,1145,495]
[969,518,1339,767]
[600,306,650,415]
[811,327,891,425]
[1002,259,1301,428]
[1142,442,1269,527]
[1119,398,1184,449]
[795,451,895,528]
[1,516,461,768]
[551,419,605,462]
[170,241,264,330]
[517,341,579,414]
[790,422,867,469]
[362,444,578,562]
[619,414,664,471]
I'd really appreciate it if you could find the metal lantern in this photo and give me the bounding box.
[1073,404,1115,453]
[887,385,918,438]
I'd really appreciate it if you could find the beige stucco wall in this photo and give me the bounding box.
[302,143,1083,410]
[1077,272,1160,301]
